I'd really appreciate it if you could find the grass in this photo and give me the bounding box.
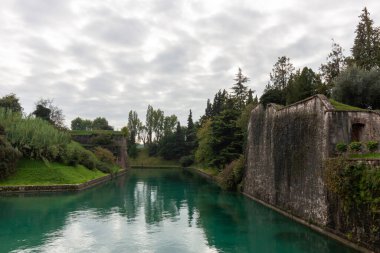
[349,153,380,159]
[0,159,106,186]
[197,167,219,176]
[329,99,366,111]
[70,130,123,136]
[129,147,180,167]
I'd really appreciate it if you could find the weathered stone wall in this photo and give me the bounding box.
[243,95,380,251]
[243,96,329,225]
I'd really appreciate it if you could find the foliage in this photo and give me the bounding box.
[349,153,380,159]
[210,99,243,169]
[158,122,186,160]
[0,108,70,160]
[366,141,379,152]
[286,67,322,104]
[352,7,380,70]
[129,147,180,167]
[94,146,116,165]
[185,110,197,154]
[195,119,213,165]
[60,142,99,170]
[332,66,380,109]
[0,93,23,113]
[179,155,194,167]
[0,159,105,186]
[91,135,113,146]
[349,142,362,152]
[0,125,21,180]
[336,142,348,153]
[71,117,93,130]
[217,155,245,191]
[320,39,347,88]
[324,159,380,242]
[231,68,250,110]
[260,88,286,106]
[269,56,295,90]
[92,117,113,130]
[34,98,65,128]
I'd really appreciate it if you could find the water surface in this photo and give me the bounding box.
[0,169,357,253]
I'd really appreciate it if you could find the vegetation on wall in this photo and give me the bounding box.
[324,158,380,244]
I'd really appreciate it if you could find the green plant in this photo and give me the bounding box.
[349,141,362,152]
[0,127,21,180]
[179,155,194,167]
[336,142,348,153]
[217,155,245,191]
[94,147,115,165]
[366,141,379,152]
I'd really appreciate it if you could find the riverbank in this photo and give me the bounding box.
[129,147,180,167]
[186,166,371,253]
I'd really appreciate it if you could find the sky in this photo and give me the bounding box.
[0,0,379,129]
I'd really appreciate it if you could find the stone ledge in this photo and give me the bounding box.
[0,169,127,194]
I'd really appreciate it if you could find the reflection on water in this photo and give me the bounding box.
[0,169,357,253]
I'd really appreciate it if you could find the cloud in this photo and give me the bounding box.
[1,0,380,128]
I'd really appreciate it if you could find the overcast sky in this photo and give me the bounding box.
[0,0,379,129]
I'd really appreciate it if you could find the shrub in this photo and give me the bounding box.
[91,135,113,145]
[336,143,348,153]
[60,142,99,170]
[217,155,245,191]
[94,147,115,165]
[0,108,70,159]
[96,162,113,173]
[367,141,379,152]
[349,141,362,152]
[180,155,194,167]
[0,128,21,180]
[78,149,98,170]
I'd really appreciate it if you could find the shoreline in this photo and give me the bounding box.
[185,166,373,253]
[0,169,127,194]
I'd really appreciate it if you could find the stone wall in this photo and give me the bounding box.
[243,96,330,225]
[243,95,380,252]
[72,133,128,169]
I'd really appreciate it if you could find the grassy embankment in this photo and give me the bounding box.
[329,99,366,111]
[0,159,107,186]
[129,147,180,167]
[349,153,380,159]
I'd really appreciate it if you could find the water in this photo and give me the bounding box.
[0,169,357,253]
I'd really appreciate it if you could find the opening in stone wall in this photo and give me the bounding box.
[351,123,365,142]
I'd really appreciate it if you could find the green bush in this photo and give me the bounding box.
[61,142,98,170]
[91,135,113,145]
[217,155,245,191]
[94,147,116,165]
[0,129,21,180]
[336,142,348,153]
[96,162,112,173]
[179,155,194,167]
[367,141,379,152]
[349,141,362,152]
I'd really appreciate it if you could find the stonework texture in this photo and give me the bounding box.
[243,95,380,250]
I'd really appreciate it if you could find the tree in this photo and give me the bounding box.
[0,93,22,113]
[152,109,164,142]
[92,117,113,130]
[185,110,197,154]
[163,115,178,137]
[320,39,347,88]
[210,99,243,169]
[34,99,65,128]
[145,105,154,144]
[205,99,213,118]
[286,67,321,104]
[212,89,228,117]
[260,87,286,106]
[352,7,380,70]
[138,125,148,145]
[269,56,295,90]
[332,66,380,109]
[247,89,255,105]
[231,68,250,110]
[33,104,51,122]
[195,119,213,165]
[71,117,93,130]
[127,110,142,143]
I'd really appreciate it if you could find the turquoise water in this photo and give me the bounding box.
[0,169,357,253]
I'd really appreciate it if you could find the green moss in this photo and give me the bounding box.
[329,99,366,111]
[0,159,106,186]
[349,153,380,159]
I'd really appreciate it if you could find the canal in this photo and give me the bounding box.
[0,169,358,253]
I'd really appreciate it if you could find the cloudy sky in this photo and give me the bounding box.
[0,0,379,129]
